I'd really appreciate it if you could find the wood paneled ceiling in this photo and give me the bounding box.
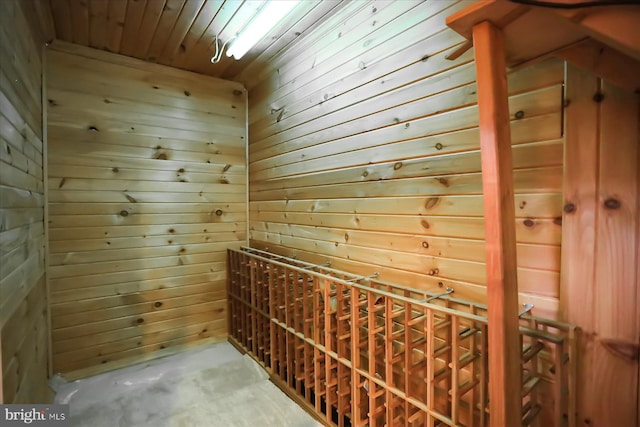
[48,0,344,84]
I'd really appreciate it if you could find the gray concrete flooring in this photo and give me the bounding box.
[52,342,323,427]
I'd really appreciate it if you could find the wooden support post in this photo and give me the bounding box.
[472,20,522,427]
[269,261,277,373]
[350,289,362,425]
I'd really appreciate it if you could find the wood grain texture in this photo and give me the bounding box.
[562,65,640,427]
[637,126,640,427]
[46,41,247,375]
[561,64,599,427]
[0,0,50,404]
[46,0,345,82]
[592,79,639,427]
[472,21,521,427]
[247,1,564,324]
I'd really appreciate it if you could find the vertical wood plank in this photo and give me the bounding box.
[268,259,276,373]
[182,0,243,71]
[168,0,222,68]
[105,0,128,53]
[131,0,166,59]
[145,0,186,62]
[593,80,639,426]
[350,289,361,425]
[119,0,148,56]
[426,307,435,426]
[561,63,599,426]
[68,0,89,45]
[472,20,521,427]
[88,0,108,50]
[49,0,72,41]
[563,64,640,426]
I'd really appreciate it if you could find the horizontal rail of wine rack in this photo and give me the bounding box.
[227,247,577,427]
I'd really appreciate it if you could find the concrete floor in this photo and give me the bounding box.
[52,342,323,427]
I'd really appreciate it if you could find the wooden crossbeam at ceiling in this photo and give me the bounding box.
[446,0,640,91]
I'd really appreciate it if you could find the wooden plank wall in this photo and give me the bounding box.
[0,0,54,404]
[562,64,639,427]
[46,41,247,377]
[247,0,564,318]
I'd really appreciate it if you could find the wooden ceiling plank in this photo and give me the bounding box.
[49,0,73,42]
[157,0,205,65]
[561,62,599,427]
[502,9,585,66]
[88,0,109,50]
[191,0,266,76]
[68,0,89,46]
[131,0,167,59]
[218,0,266,42]
[218,0,323,80]
[228,0,342,84]
[245,0,375,96]
[105,0,128,53]
[181,0,245,74]
[169,0,224,69]
[120,0,148,56]
[145,0,187,62]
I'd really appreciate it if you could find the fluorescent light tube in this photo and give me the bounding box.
[226,1,299,60]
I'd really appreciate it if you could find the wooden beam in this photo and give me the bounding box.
[446,0,527,42]
[551,5,640,63]
[593,79,639,426]
[472,20,522,427]
[555,39,640,94]
[447,1,640,77]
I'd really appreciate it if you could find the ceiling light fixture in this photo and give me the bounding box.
[226,0,299,61]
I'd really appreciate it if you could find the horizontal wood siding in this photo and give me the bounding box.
[247,0,564,318]
[1,0,53,403]
[46,41,247,376]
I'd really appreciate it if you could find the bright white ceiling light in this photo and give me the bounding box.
[226,0,299,60]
